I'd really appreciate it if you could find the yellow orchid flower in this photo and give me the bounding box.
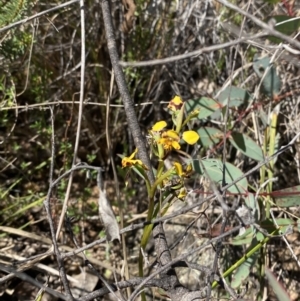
[182,130,200,145]
[168,95,184,112]
[174,162,193,178]
[122,148,148,170]
[158,130,181,151]
[152,120,167,131]
[174,162,184,177]
[178,187,187,199]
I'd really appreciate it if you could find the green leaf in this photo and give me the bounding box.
[253,55,282,97]
[272,185,300,207]
[229,132,264,161]
[185,97,221,120]
[216,86,253,107]
[197,127,223,148]
[266,267,292,301]
[259,218,295,235]
[266,15,300,43]
[231,226,255,245]
[275,218,296,234]
[192,159,248,194]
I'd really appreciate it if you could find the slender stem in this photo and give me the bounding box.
[211,228,280,289]
[150,167,175,199]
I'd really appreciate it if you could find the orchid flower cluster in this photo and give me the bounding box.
[122,95,200,200]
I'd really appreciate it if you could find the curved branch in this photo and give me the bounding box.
[101,0,154,184]
[79,277,171,300]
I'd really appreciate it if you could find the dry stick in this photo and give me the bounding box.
[55,0,86,241]
[215,0,300,50]
[101,0,154,183]
[79,277,179,301]
[43,108,74,300]
[119,32,267,67]
[119,6,300,69]
[0,264,69,301]
[106,72,131,296]
[17,18,37,97]
[118,226,242,301]
[79,226,241,301]
[220,21,300,67]
[64,216,124,301]
[48,2,85,297]
[1,100,169,111]
[100,1,187,300]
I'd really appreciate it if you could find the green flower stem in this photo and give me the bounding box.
[156,160,165,181]
[141,166,175,250]
[181,110,200,129]
[211,227,280,289]
[160,193,176,216]
[150,166,175,199]
[181,118,190,129]
[266,110,278,218]
[140,169,151,197]
[152,132,165,160]
[138,167,175,281]
[138,194,155,284]
[175,103,185,133]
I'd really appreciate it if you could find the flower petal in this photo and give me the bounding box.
[165,130,180,140]
[168,96,184,111]
[122,158,130,168]
[182,131,200,145]
[129,148,138,160]
[171,141,181,149]
[186,163,193,174]
[121,148,148,170]
[174,162,183,176]
[178,187,187,199]
[152,120,167,131]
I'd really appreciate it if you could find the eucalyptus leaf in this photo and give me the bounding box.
[273,185,300,207]
[230,226,255,245]
[253,55,282,97]
[229,132,264,161]
[216,86,252,107]
[244,193,260,221]
[266,267,292,301]
[185,97,221,120]
[197,127,223,148]
[266,15,300,44]
[192,159,248,194]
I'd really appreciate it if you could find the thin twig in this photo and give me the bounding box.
[65,216,124,301]
[119,32,267,67]
[215,0,300,50]
[0,264,69,300]
[43,108,74,300]
[55,0,86,240]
